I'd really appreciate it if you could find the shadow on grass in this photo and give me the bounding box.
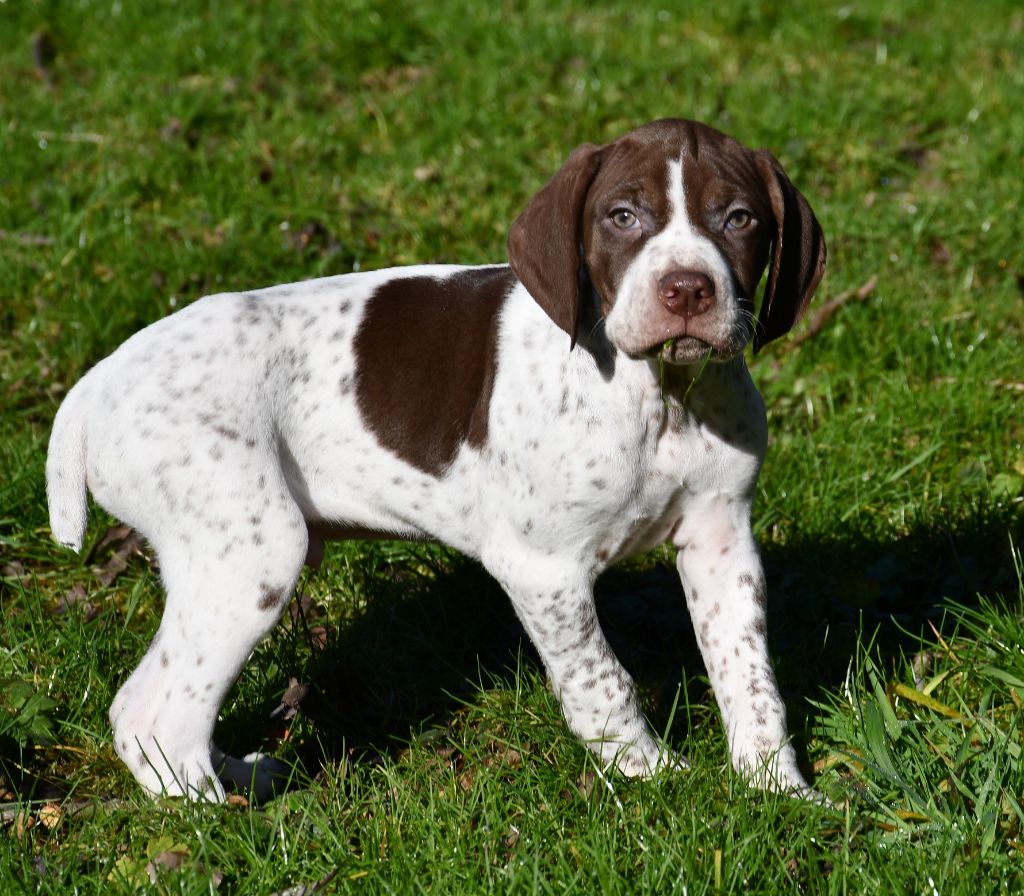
[9,505,1017,800]
[221,502,1022,789]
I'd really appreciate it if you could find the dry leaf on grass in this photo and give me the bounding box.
[787,276,878,349]
[87,525,149,587]
[270,678,311,721]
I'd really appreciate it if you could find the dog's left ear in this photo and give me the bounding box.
[507,143,603,347]
[753,152,827,352]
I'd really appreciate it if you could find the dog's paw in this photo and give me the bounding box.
[117,738,226,802]
[732,745,826,802]
[601,737,688,778]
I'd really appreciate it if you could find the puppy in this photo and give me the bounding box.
[47,119,825,800]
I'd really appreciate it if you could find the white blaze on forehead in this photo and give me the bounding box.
[648,156,714,266]
[666,158,694,237]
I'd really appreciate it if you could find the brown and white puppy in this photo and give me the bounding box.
[47,119,825,801]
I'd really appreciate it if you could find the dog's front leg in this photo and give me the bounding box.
[675,495,811,795]
[487,554,671,776]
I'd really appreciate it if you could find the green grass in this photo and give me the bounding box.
[2,0,1023,892]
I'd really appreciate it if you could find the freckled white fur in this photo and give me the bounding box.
[47,161,811,802]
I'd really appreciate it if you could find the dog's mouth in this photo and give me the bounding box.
[641,335,741,365]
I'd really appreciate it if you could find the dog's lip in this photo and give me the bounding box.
[638,336,723,364]
[635,324,754,364]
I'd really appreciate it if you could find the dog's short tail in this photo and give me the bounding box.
[46,378,92,552]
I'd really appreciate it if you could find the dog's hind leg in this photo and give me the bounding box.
[108,466,308,801]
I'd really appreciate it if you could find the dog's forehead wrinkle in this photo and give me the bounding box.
[596,179,651,205]
[593,141,665,193]
[593,122,746,218]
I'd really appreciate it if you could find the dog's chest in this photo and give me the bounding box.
[473,341,765,564]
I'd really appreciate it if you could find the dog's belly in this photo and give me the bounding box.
[283,435,497,560]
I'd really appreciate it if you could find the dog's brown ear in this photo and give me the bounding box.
[507,143,603,347]
[753,152,827,352]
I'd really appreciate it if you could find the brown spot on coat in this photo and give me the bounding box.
[258,583,286,611]
[739,572,769,610]
[354,267,515,475]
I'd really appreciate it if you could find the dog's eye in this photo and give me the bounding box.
[610,209,639,230]
[725,208,754,231]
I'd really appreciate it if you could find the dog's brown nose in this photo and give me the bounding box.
[657,269,715,318]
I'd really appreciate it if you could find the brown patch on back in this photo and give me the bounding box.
[354,267,515,476]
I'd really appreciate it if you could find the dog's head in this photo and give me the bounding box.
[507,119,826,362]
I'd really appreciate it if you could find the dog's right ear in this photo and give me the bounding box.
[752,151,826,352]
[507,143,603,348]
